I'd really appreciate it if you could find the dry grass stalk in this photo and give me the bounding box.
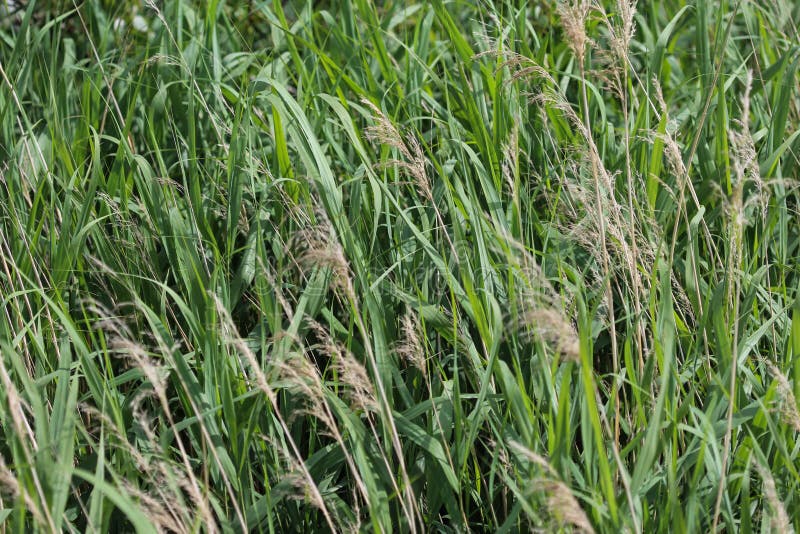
[277,351,337,429]
[652,81,687,186]
[713,75,756,533]
[728,71,771,225]
[0,356,37,452]
[112,338,170,399]
[121,481,188,534]
[612,0,637,61]
[492,228,581,363]
[275,449,330,515]
[649,80,699,330]
[530,78,655,311]
[481,44,652,318]
[92,303,238,532]
[539,479,596,534]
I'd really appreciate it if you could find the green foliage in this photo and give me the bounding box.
[1,0,799,531]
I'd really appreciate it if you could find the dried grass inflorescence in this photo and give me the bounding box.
[497,231,581,362]
[557,0,594,63]
[727,71,773,226]
[362,97,457,264]
[520,308,580,362]
[396,313,429,376]
[764,358,800,433]
[588,0,637,101]
[276,351,336,429]
[526,69,656,317]
[754,461,793,533]
[87,307,226,532]
[362,98,431,201]
[610,0,637,61]
[335,350,378,412]
[274,445,329,514]
[0,453,47,526]
[308,320,377,412]
[653,80,687,182]
[509,442,595,533]
[293,205,356,301]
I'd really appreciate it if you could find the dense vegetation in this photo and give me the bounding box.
[2,0,800,531]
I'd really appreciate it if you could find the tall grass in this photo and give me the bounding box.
[1,0,800,531]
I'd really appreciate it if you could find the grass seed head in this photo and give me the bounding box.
[558,0,594,63]
[0,454,46,526]
[335,350,378,412]
[765,359,800,433]
[509,443,594,533]
[521,308,580,362]
[363,98,431,201]
[308,320,377,412]
[396,313,428,376]
[541,479,596,534]
[293,202,356,301]
[754,461,793,534]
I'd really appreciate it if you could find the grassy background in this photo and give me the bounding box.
[1,0,800,531]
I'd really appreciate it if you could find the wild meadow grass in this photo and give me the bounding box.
[1,0,800,531]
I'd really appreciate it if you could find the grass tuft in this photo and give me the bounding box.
[1,0,800,531]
